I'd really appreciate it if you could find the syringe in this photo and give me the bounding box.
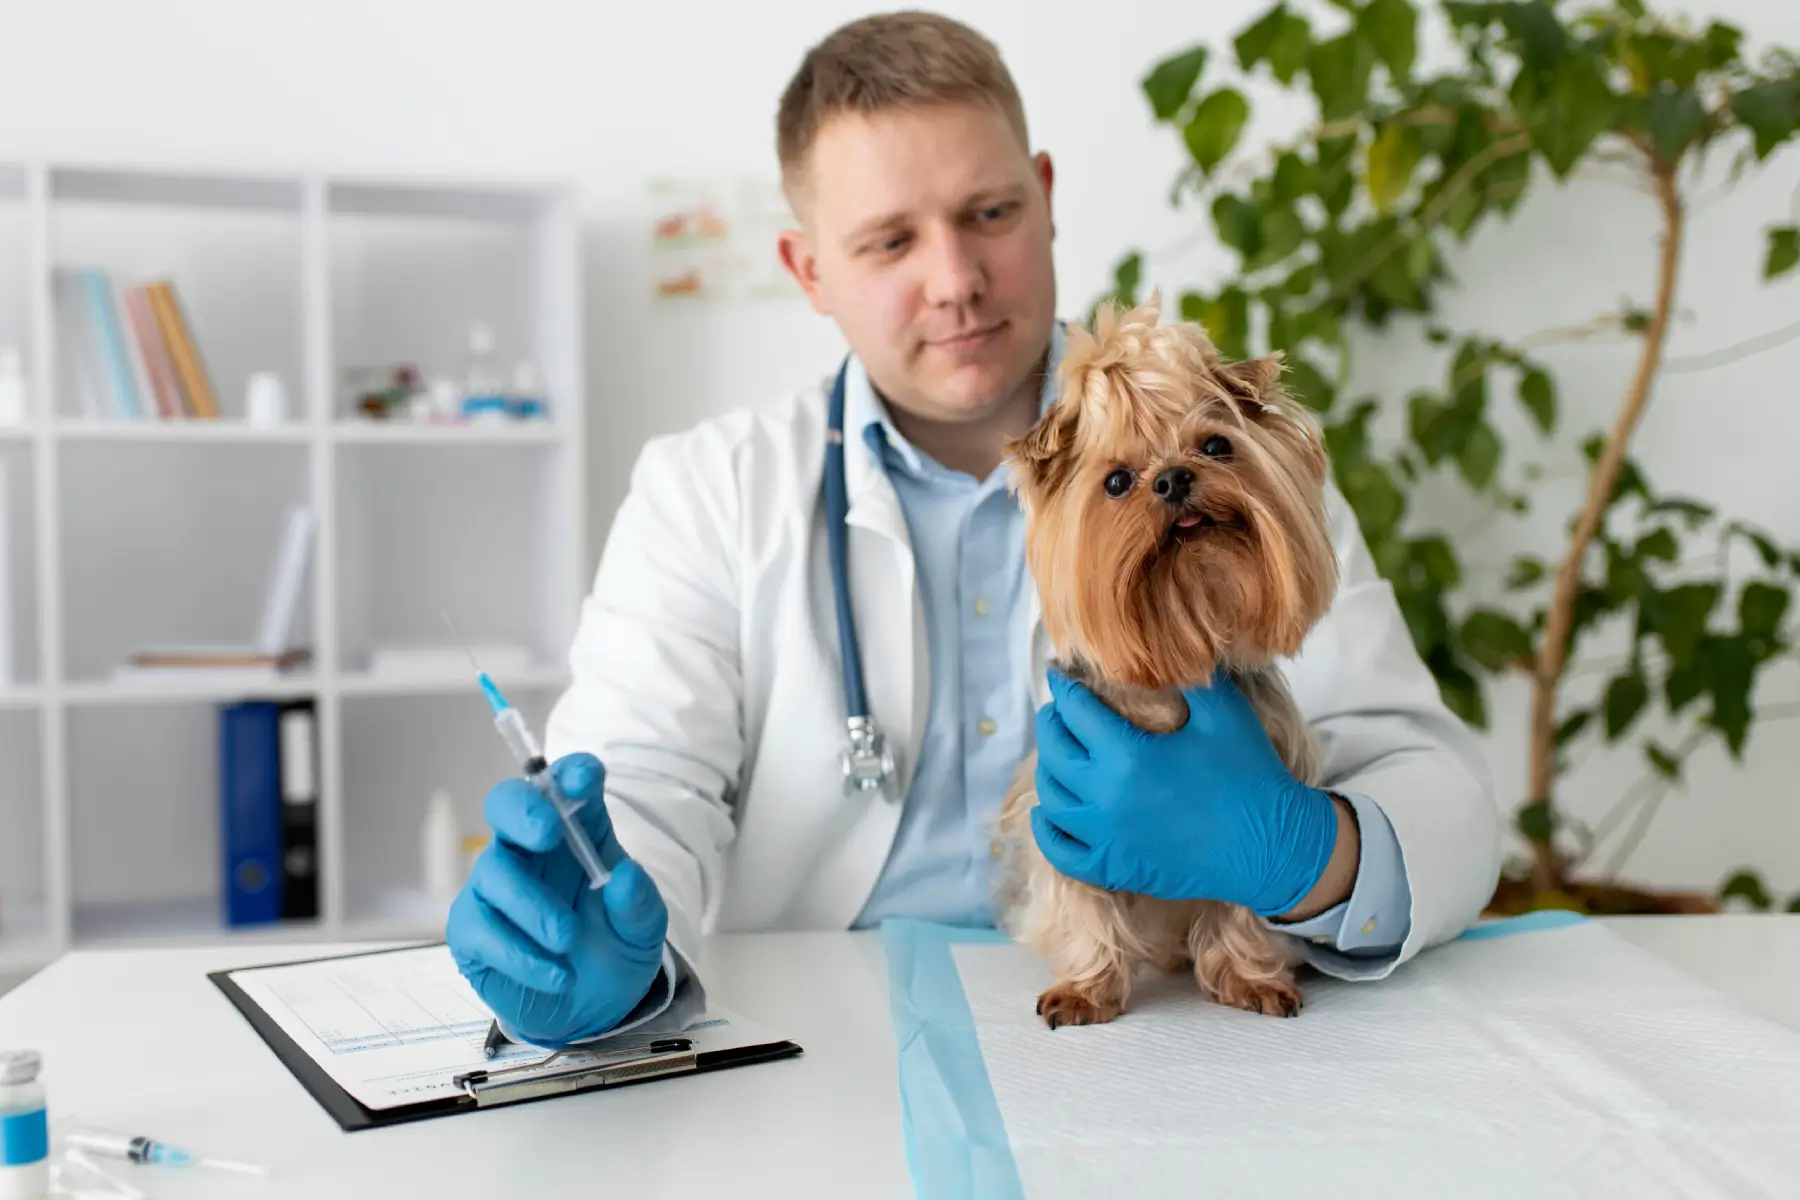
[440,610,611,891]
[477,671,613,891]
[63,1129,265,1176]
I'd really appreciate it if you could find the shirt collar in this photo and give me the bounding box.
[844,321,1067,481]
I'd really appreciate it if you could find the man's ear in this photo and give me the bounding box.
[777,228,829,317]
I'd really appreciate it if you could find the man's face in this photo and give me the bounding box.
[779,100,1057,425]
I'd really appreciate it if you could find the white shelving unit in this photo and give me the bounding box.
[0,161,585,979]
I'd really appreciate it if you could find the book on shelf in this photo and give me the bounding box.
[51,267,220,421]
[117,505,315,680]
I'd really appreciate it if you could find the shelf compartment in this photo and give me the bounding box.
[55,418,312,444]
[339,690,553,925]
[0,441,39,688]
[58,441,313,683]
[0,709,46,975]
[335,442,563,675]
[47,167,305,424]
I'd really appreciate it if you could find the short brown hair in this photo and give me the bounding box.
[775,11,1030,215]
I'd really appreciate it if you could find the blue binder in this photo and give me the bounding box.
[220,701,284,925]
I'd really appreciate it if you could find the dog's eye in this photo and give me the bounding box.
[1103,468,1135,498]
[1201,435,1232,458]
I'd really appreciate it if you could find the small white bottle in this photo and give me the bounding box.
[422,790,461,900]
[0,348,27,427]
[0,1050,48,1199]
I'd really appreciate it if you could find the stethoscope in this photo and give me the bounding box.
[824,358,901,803]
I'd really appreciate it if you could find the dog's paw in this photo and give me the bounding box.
[1035,982,1123,1029]
[1213,975,1303,1018]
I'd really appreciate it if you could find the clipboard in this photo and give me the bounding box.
[209,942,803,1133]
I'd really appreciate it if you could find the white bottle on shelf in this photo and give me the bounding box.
[421,789,462,900]
[0,347,27,426]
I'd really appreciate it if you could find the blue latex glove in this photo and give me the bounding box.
[1029,668,1340,917]
[446,753,669,1046]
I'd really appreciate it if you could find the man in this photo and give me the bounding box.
[445,11,1501,1047]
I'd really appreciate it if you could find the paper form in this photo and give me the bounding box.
[225,945,739,1111]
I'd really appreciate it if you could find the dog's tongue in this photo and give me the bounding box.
[1174,514,1205,528]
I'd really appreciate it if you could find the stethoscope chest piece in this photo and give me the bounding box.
[841,715,898,802]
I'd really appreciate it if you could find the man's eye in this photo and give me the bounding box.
[1103,468,1135,498]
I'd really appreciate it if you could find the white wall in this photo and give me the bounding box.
[0,0,1796,900]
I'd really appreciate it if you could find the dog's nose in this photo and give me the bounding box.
[1153,466,1194,504]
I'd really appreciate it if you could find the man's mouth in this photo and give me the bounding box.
[927,322,1006,353]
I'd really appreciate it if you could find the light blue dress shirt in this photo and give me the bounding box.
[846,325,1413,960]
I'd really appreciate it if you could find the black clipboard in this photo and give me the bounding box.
[208,942,804,1133]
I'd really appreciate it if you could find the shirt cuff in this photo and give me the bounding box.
[1266,790,1412,957]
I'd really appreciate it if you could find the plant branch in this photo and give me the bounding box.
[1332,133,1534,304]
[1595,722,1707,877]
[1526,160,1686,893]
[1662,319,1800,374]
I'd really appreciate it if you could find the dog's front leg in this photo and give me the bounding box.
[1026,879,1138,1029]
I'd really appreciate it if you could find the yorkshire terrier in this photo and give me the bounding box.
[995,294,1339,1028]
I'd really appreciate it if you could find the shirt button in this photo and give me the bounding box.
[973,597,991,616]
[989,841,1004,860]
[1361,917,1378,936]
[977,717,997,736]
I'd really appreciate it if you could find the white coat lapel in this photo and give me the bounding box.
[799,426,926,930]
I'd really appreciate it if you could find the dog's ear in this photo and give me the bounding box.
[1005,400,1082,491]
[1217,352,1285,408]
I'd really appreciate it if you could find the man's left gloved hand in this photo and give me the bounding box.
[1029,668,1341,918]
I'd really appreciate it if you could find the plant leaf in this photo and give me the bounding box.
[1234,7,1287,72]
[1729,80,1798,161]
[1112,252,1142,306]
[1506,556,1546,589]
[1516,800,1555,843]
[1707,635,1755,758]
[1645,741,1681,778]
[1457,422,1502,490]
[1603,669,1650,739]
[1360,0,1419,82]
[1767,226,1800,281]
[1642,582,1718,666]
[1555,708,1592,747]
[1212,194,1263,258]
[1738,580,1789,643]
[1635,527,1678,562]
[1269,12,1315,84]
[1646,82,1706,161]
[1414,536,1462,589]
[1518,368,1556,433]
[1142,45,1210,122]
[1184,88,1252,173]
[1367,123,1424,212]
[1461,608,1533,671]
[1720,869,1773,911]
[1309,32,1376,122]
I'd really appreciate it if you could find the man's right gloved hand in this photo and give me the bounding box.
[446,752,669,1047]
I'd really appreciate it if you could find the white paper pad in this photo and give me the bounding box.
[949,922,1800,1198]
[227,945,753,1110]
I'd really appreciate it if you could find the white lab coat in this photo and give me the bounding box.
[543,370,1503,981]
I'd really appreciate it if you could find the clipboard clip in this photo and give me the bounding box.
[452,1038,696,1108]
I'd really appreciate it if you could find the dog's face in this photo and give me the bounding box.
[1006,297,1338,692]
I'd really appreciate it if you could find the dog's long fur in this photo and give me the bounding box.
[994,294,1340,1026]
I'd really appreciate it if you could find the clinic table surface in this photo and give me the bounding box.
[0,914,1797,1198]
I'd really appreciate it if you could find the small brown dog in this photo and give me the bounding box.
[995,294,1339,1028]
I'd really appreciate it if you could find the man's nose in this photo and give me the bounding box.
[1153,466,1194,505]
[921,229,985,306]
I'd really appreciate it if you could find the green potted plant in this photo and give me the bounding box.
[1110,0,1800,914]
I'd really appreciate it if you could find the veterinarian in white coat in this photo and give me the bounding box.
[444,13,1502,1047]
